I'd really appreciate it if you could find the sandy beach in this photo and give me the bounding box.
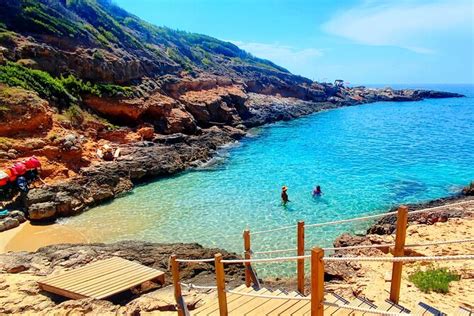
[0,222,88,253]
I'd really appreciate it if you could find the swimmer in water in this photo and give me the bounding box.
[281,186,290,205]
[312,185,322,197]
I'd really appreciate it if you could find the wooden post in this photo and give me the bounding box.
[170,255,184,316]
[243,229,251,287]
[215,253,228,316]
[389,205,408,303]
[297,221,305,294]
[311,247,324,316]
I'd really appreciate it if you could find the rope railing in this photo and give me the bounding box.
[250,237,474,255]
[249,199,473,235]
[221,253,474,264]
[180,282,217,290]
[252,248,298,255]
[175,258,215,263]
[250,224,298,236]
[324,254,474,262]
[222,255,308,264]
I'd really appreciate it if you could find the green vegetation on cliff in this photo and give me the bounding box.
[0,62,133,107]
[0,61,75,106]
[0,0,288,76]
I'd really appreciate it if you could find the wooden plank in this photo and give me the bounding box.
[243,230,251,287]
[62,265,153,292]
[38,283,89,300]
[47,264,146,290]
[248,289,284,315]
[458,307,473,316]
[42,257,123,283]
[38,257,164,300]
[214,253,228,316]
[193,285,252,315]
[389,206,408,303]
[297,221,305,294]
[282,299,309,315]
[229,289,276,315]
[264,291,301,315]
[47,265,156,295]
[296,300,311,315]
[226,288,270,312]
[87,270,163,299]
[311,248,325,316]
[42,259,137,287]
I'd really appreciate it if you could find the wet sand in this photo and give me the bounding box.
[0,222,88,253]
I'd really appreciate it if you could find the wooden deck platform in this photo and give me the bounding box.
[38,257,165,300]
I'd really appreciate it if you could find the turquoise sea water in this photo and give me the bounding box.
[63,84,474,275]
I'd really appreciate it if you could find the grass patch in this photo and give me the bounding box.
[409,267,460,293]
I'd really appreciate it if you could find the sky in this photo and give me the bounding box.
[113,0,474,84]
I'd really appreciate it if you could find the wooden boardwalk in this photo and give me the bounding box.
[192,285,412,315]
[38,257,165,300]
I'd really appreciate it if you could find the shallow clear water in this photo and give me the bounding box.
[62,84,474,275]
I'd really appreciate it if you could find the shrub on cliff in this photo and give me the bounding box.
[0,62,76,107]
[409,267,460,293]
[0,62,133,107]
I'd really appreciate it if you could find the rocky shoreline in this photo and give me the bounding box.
[0,87,462,229]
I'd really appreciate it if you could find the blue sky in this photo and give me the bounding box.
[114,0,474,84]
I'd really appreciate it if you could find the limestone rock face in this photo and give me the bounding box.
[84,95,147,121]
[0,85,52,136]
[137,126,155,140]
[0,217,20,232]
[179,85,248,126]
[27,202,57,220]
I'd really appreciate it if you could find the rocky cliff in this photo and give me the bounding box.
[0,0,464,223]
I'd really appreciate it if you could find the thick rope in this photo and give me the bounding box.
[250,199,473,235]
[222,255,308,264]
[324,254,474,262]
[306,211,399,228]
[222,253,473,264]
[322,237,474,251]
[250,224,297,236]
[407,200,472,215]
[323,301,406,315]
[175,258,215,263]
[180,282,217,290]
[252,248,298,255]
[406,238,474,248]
[224,289,310,300]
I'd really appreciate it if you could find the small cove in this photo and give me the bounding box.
[61,84,474,275]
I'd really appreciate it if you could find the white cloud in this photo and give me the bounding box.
[230,41,323,71]
[322,0,473,54]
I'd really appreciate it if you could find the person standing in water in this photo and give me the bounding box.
[281,186,290,205]
[312,185,322,197]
